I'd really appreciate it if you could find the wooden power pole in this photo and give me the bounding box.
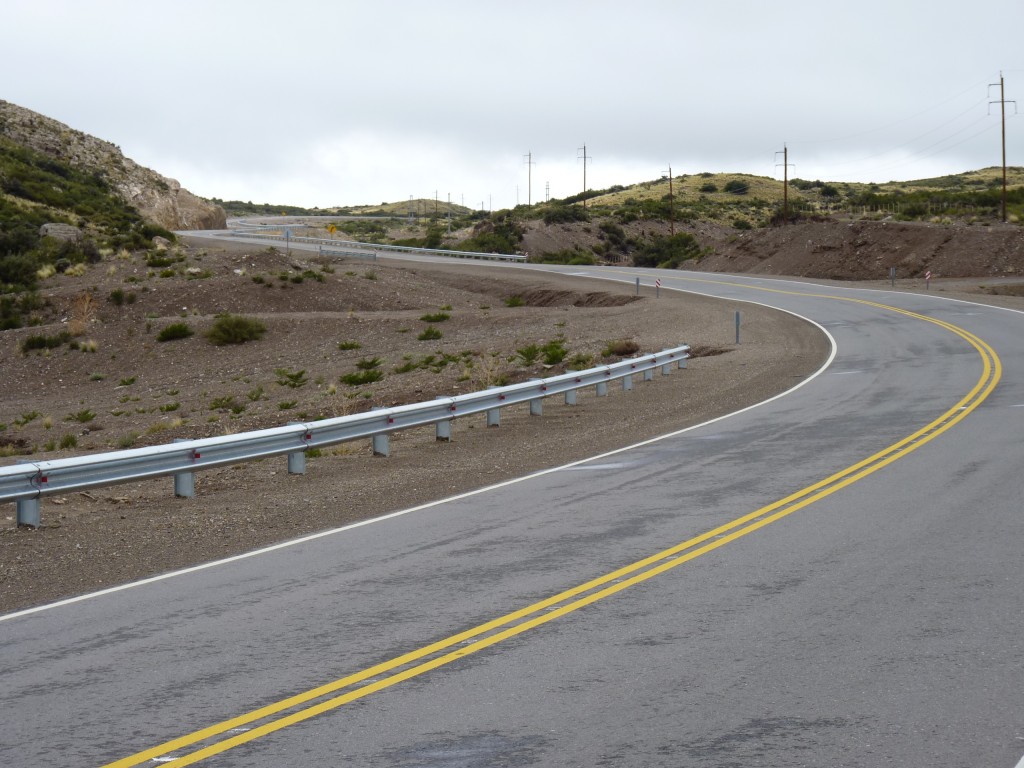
[577,144,591,208]
[666,165,675,236]
[989,73,1016,223]
[775,144,794,224]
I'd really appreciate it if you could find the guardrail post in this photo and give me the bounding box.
[564,387,577,405]
[435,397,452,441]
[287,422,307,474]
[661,361,672,375]
[173,438,195,498]
[622,373,633,392]
[13,460,41,527]
[371,408,390,456]
[679,355,687,369]
[596,380,609,397]
[643,366,655,382]
[486,387,502,427]
[16,497,40,528]
[529,379,544,416]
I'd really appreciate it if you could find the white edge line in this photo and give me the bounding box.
[0,304,837,624]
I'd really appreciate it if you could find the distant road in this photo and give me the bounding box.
[2,261,1023,767]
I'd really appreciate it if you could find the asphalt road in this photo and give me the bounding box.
[2,262,1022,768]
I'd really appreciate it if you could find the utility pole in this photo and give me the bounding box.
[989,73,1016,223]
[775,144,795,225]
[545,181,550,202]
[665,165,675,236]
[577,143,592,208]
[523,151,535,206]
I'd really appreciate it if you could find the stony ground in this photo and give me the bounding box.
[0,238,830,613]
[7,232,1021,616]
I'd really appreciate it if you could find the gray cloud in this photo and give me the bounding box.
[5,0,1021,209]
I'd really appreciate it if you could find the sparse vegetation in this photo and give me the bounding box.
[420,312,450,323]
[21,331,72,354]
[340,369,384,386]
[418,326,443,341]
[275,368,308,388]
[603,339,640,358]
[157,322,194,342]
[206,314,266,345]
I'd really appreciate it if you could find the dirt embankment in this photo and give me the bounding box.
[692,219,1024,280]
[0,238,830,613]
[520,217,1024,282]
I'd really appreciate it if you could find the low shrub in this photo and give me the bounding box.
[418,326,443,341]
[21,331,71,354]
[340,369,384,386]
[603,339,640,357]
[206,314,266,345]
[157,322,194,342]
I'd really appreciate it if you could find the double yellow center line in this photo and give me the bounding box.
[104,294,1001,767]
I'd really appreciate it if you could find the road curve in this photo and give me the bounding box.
[2,262,1022,767]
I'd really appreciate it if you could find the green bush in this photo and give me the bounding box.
[516,344,540,366]
[723,179,750,195]
[157,322,194,342]
[533,248,596,266]
[542,338,568,365]
[206,314,266,345]
[420,312,450,323]
[418,326,443,341]
[633,233,703,269]
[543,205,591,225]
[699,182,718,193]
[338,340,362,350]
[275,368,308,388]
[21,330,72,354]
[340,369,384,386]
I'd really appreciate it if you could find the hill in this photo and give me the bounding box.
[0,100,224,231]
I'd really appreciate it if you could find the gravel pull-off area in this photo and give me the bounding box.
[0,242,829,613]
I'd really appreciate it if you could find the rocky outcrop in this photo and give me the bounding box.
[0,100,225,231]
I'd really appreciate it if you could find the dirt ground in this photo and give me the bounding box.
[5,228,1022,616]
[0,238,833,613]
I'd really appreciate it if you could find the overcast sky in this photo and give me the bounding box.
[5,0,1023,210]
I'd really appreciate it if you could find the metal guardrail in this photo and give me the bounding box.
[318,246,376,261]
[230,230,528,262]
[1,347,688,526]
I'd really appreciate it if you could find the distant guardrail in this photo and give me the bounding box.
[1,347,688,526]
[318,246,376,261]
[229,230,528,262]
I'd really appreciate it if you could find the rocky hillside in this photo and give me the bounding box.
[0,100,224,231]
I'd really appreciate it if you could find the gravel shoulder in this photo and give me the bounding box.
[1,242,830,614]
